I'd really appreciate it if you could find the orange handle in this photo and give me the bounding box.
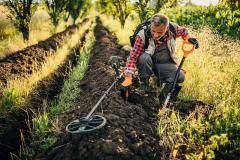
[182,41,195,57]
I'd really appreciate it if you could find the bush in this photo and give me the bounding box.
[162,4,240,39]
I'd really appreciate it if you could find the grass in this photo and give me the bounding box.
[0,19,92,116]
[19,21,96,158]
[100,15,240,159]
[49,29,96,116]
[160,26,240,159]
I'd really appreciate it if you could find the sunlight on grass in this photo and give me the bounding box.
[0,9,74,59]
[177,26,240,106]
[100,14,140,45]
[50,27,95,115]
[2,19,92,110]
[163,27,240,159]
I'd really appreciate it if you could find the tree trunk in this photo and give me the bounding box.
[21,26,30,41]
[52,15,59,33]
[120,17,125,28]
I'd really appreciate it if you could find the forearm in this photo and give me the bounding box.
[125,35,144,74]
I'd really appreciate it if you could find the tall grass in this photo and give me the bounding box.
[173,27,240,159]
[102,14,240,159]
[50,29,95,116]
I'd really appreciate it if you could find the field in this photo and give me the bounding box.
[0,1,239,160]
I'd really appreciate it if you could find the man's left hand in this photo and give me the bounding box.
[188,38,199,49]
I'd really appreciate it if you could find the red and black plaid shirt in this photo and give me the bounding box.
[125,26,189,74]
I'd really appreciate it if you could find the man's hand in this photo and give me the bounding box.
[120,74,132,102]
[121,74,132,87]
[188,38,199,49]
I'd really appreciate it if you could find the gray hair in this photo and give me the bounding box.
[151,14,169,27]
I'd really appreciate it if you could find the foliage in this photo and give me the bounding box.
[100,14,140,44]
[65,0,91,24]
[3,0,37,41]
[162,3,240,39]
[43,0,66,28]
[96,0,132,28]
[133,0,153,22]
[50,29,95,115]
[0,88,19,115]
[30,112,57,153]
[220,0,240,10]
[133,0,182,22]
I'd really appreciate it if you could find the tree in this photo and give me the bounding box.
[43,0,66,28]
[3,0,36,41]
[96,0,132,28]
[65,0,91,24]
[134,0,152,22]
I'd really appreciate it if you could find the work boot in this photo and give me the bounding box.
[139,77,150,94]
[139,81,149,93]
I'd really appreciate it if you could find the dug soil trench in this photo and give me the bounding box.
[0,20,93,160]
[39,18,209,160]
[0,18,89,86]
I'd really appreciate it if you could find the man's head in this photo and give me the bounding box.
[150,14,169,40]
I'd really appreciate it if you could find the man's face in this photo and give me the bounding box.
[150,24,168,40]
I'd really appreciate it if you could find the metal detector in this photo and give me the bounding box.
[66,56,122,134]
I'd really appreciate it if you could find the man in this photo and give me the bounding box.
[121,14,199,102]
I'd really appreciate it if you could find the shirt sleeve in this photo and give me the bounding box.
[173,23,190,40]
[125,35,145,74]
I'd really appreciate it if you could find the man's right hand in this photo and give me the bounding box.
[121,74,132,87]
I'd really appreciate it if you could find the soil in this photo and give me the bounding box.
[37,17,209,160]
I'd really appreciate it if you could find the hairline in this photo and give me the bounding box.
[150,14,169,27]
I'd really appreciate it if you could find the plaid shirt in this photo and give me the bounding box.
[125,26,189,74]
